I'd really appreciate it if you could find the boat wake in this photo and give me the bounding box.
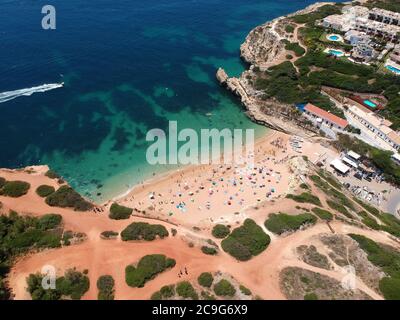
[0,82,64,104]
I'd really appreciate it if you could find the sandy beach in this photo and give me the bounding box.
[4,130,394,300]
[112,131,336,228]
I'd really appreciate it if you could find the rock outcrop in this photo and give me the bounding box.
[216,2,334,137]
[216,68,228,84]
[240,20,284,67]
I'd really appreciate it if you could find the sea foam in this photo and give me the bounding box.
[0,82,63,104]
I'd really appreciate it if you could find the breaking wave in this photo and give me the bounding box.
[0,82,64,104]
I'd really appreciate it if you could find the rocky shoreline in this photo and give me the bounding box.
[216,2,339,137]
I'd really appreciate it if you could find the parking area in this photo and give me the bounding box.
[316,150,399,215]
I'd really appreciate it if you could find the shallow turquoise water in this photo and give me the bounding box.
[0,0,338,202]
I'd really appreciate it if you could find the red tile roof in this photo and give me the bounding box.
[304,103,348,128]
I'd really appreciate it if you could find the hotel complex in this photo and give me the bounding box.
[323,6,400,43]
[346,105,400,152]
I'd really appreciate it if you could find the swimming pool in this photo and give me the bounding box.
[326,34,343,42]
[364,100,377,108]
[386,65,400,75]
[328,49,344,57]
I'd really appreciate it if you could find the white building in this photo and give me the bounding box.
[346,105,400,152]
[330,158,351,175]
[345,30,370,45]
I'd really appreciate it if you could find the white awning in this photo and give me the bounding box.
[342,156,358,168]
[330,159,350,174]
[392,153,400,163]
[347,150,361,160]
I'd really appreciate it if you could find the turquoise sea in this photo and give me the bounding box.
[0,0,335,202]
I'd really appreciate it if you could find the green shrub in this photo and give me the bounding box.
[201,246,217,255]
[36,185,55,197]
[97,275,115,300]
[45,170,61,180]
[378,213,400,238]
[285,42,305,57]
[285,25,295,33]
[125,254,176,288]
[353,197,380,216]
[379,277,400,300]
[221,219,270,261]
[100,231,119,239]
[27,269,89,300]
[0,177,6,188]
[201,291,216,300]
[357,211,380,230]
[38,214,62,230]
[160,285,175,298]
[212,224,230,239]
[214,279,236,297]
[304,292,318,300]
[151,291,163,300]
[0,211,66,299]
[26,273,62,300]
[326,200,353,219]
[45,186,93,211]
[349,234,400,279]
[56,269,90,300]
[1,181,30,197]
[291,4,342,24]
[198,272,213,288]
[299,183,309,190]
[264,213,317,235]
[311,207,333,221]
[286,193,321,206]
[108,203,132,220]
[121,222,169,241]
[239,285,251,296]
[176,281,198,300]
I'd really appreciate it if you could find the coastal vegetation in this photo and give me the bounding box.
[326,200,353,219]
[357,211,380,230]
[264,213,317,235]
[286,192,322,206]
[221,219,270,261]
[97,275,115,300]
[125,254,176,288]
[151,284,176,300]
[27,268,89,300]
[0,211,64,299]
[100,230,119,239]
[213,279,236,297]
[198,272,213,288]
[45,169,62,181]
[211,224,230,239]
[311,207,333,221]
[284,41,305,57]
[45,185,93,211]
[201,246,217,255]
[239,285,252,296]
[108,202,132,220]
[0,180,30,197]
[251,1,400,130]
[349,234,400,300]
[365,0,400,13]
[176,281,198,300]
[120,222,169,241]
[291,4,343,25]
[36,185,55,197]
[297,245,331,270]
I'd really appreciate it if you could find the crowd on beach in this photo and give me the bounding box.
[117,135,293,222]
